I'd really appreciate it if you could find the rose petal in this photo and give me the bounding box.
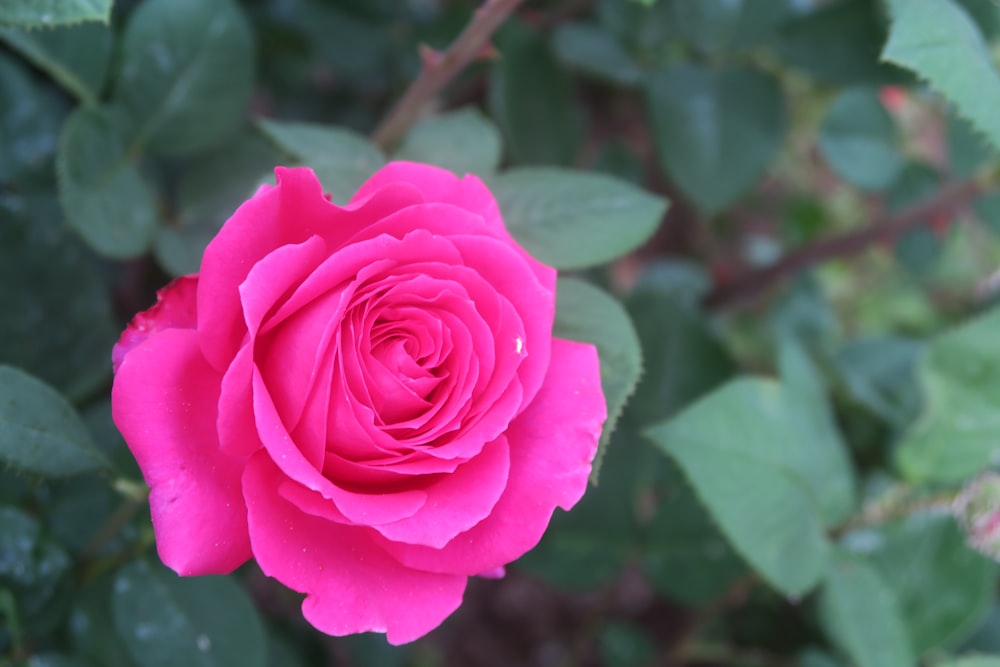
[252,368,428,524]
[376,338,605,575]
[111,328,251,575]
[112,275,198,373]
[243,452,467,644]
[372,436,510,548]
[197,167,423,370]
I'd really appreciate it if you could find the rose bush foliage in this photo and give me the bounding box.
[110,162,606,643]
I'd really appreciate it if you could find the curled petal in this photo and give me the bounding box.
[112,275,198,373]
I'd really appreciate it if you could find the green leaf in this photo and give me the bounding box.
[834,336,923,429]
[940,657,1000,667]
[641,455,747,606]
[0,51,67,184]
[778,0,909,85]
[859,514,998,655]
[949,110,998,179]
[115,0,254,157]
[112,560,267,667]
[0,195,117,401]
[818,88,903,191]
[896,307,1000,485]
[393,107,502,177]
[0,22,112,105]
[492,167,667,269]
[155,133,278,276]
[600,623,657,667]
[0,0,112,27]
[552,22,642,87]
[57,106,159,259]
[489,22,586,166]
[257,119,384,204]
[0,366,109,477]
[22,654,93,667]
[883,0,1000,153]
[624,272,736,427]
[554,278,642,478]
[645,63,786,213]
[646,378,847,596]
[818,550,916,667]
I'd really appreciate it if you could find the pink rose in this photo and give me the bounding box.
[111,162,606,643]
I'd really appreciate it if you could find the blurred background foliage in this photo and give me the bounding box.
[5,0,1000,666]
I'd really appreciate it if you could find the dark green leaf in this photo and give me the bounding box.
[257,119,384,204]
[70,575,140,667]
[0,196,116,401]
[646,377,848,596]
[896,307,1000,485]
[0,22,112,105]
[624,274,736,427]
[600,623,657,667]
[116,0,254,156]
[0,506,73,639]
[492,167,666,269]
[0,0,112,27]
[552,22,642,86]
[112,560,266,667]
[23,654,93,667]
[641,455,747,606]
[818,88,903,191]
[974,192,1000,237]
[393,107,502,176]
[0,52,67,184]
[818,550,916,667]
[57,106,159,259]
[834,336,923,429]
[553,278,642,477]
[0,366,108,477]
[645,63,786,213]
[489,22,586,166]
[155,133,278,276]
[860,514,998,654]
[663,0,797,52]
[779,0,909,85]
[883,0,1000,152]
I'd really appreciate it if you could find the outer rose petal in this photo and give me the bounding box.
[112,276,198,373]
[112,328,251,575]
[377,338,605,575]
[243,452,467,645]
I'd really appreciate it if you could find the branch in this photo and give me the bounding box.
[371,0,524,152]
[703,179,987,310]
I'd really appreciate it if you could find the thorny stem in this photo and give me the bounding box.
[371,0,524,151]
[703,178,990,310]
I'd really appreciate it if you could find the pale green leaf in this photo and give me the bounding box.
[394,107,502,177]
[0,0,111,27]
[896,307,1000,485]
[883,0,1000,152]
[56,106,159,259]
[492,167,666,269]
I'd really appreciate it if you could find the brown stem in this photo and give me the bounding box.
[371,0,524,152]
[703,179,987,310]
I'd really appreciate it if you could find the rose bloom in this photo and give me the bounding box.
[111,162,606,643]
